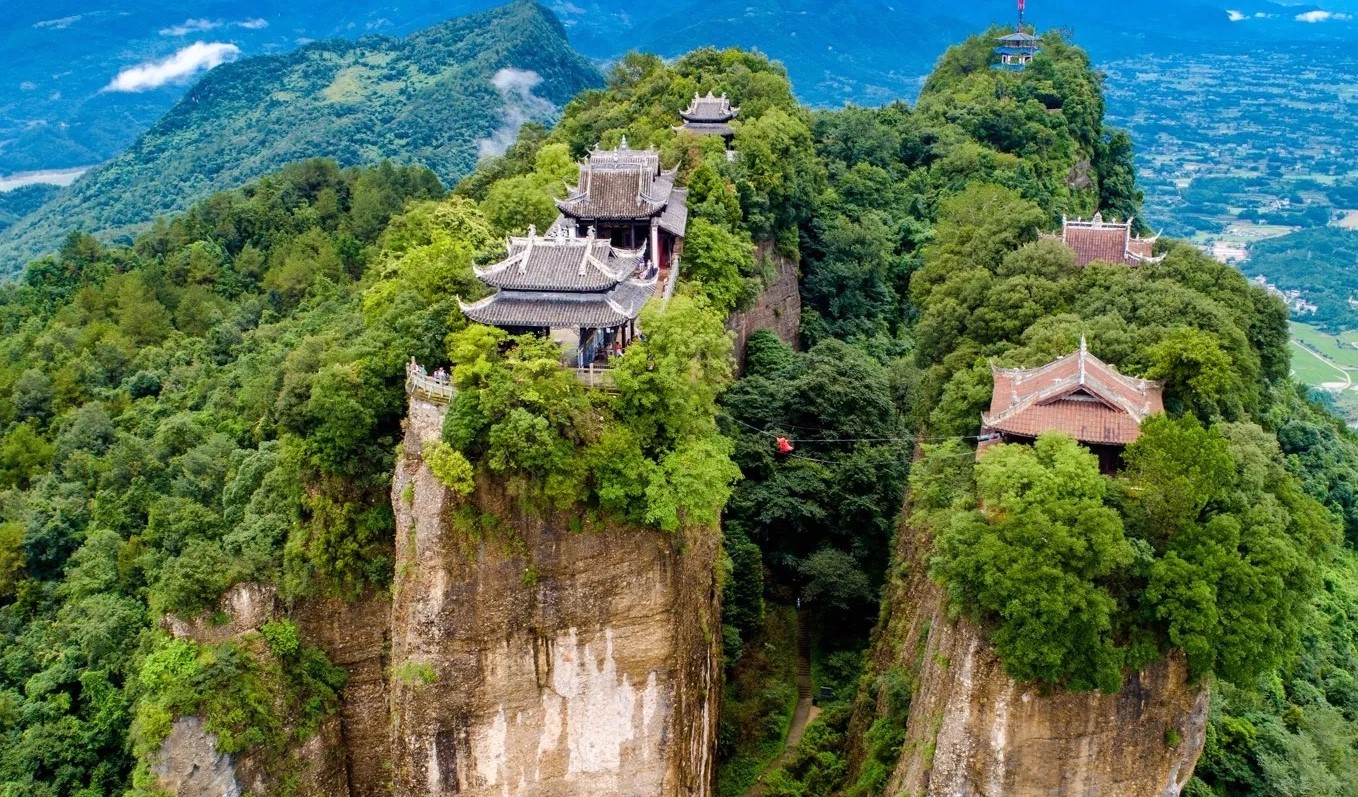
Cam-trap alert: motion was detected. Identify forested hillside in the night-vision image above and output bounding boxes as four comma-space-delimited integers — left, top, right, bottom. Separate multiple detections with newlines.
0, 0, 601, 276
1246, 227, 1358, 332
5, 22, 1358, 797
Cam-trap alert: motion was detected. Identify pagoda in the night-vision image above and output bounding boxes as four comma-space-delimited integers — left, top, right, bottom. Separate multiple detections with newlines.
978, 339, 1164, 474
677, 91, 739, 145
1055, 213, 1163, 267
459, 226, 655, 366
995, 0, 1041, 70
554, 139, 688, 271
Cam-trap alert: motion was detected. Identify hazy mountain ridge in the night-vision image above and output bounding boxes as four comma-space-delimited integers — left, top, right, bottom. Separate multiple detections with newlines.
0, 0, 601, 274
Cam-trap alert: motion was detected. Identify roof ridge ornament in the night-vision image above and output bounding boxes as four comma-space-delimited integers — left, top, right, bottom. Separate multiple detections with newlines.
578, 228, 596, 277
520, 225, 537, 274
1078, 335, 1088, 386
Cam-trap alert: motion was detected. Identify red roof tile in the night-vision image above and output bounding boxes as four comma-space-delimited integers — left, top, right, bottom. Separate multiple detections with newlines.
1059, 214, 1161, 268
981, 340, 1164, 446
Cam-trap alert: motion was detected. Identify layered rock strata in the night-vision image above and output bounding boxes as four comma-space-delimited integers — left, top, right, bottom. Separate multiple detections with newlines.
387, 397, 720, 796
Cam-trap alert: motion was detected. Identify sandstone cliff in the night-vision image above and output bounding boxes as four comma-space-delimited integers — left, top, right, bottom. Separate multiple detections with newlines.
852, 516, 1209, 797
727, 243, 801, 366
387, 396, 721, 796
156, 582, 380, 797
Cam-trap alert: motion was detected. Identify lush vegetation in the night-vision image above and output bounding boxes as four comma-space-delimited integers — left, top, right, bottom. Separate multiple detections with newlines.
709, 31, 1358, 797
0, 186, 60, 236
5, 17, 1358, 797
1246, 227, 1358, 332
0, 0, 602, 275
0, 158, 464, 793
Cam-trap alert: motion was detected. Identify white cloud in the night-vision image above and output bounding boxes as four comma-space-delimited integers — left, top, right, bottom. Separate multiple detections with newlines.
1296, 9, 1352, 22
478, 68, 557, 158
1227, 9, 1246, 21
159, 18, 220, 36
18, 81, 36, 91
161, 17, 268, 35
33, 15, 82, 30
104, 42, 241, 92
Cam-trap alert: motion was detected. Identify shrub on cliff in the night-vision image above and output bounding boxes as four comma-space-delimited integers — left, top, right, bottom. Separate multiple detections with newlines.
442, 294, 738, 532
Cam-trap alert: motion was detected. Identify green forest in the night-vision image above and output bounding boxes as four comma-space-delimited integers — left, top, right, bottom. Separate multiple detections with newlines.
1246, 226, 1358, 333
2, 18, 1358, 797
0, 0, 602, 276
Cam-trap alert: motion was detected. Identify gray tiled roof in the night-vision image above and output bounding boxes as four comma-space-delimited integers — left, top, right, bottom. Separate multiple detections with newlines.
474, 231, 644, 292
557, 167, 670, 220
659, 188, 689, 238
679, 121, 736, 137
460, 274, 657, 330
557, 142, 689, 230
680, 91, 738, 123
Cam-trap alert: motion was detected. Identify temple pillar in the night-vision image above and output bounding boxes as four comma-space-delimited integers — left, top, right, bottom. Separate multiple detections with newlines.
650, 218, 661, 268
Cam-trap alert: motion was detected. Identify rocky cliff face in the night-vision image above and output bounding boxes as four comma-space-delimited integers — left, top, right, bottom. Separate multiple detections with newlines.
854, 517, 1209, 797
155, 583, 376, 797
728, 243, 801, 366
386, 397, 721, 796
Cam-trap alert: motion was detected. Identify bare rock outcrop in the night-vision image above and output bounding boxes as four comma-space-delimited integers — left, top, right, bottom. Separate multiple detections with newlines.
159, 583, 383, 797
152, 717, 241, 797
855, 517, 1209, 796
294, 592, 393, 797
388, 397, 720, 796
728, 242, 801, 366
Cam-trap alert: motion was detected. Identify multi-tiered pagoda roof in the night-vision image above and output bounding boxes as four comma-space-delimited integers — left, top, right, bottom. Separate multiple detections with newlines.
555, 140, 688, 238
459, 227, 655, 331
678, 91, 739, 137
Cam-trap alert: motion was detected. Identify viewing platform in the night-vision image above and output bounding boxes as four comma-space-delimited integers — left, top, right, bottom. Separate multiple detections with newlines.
406, 359, 618, 406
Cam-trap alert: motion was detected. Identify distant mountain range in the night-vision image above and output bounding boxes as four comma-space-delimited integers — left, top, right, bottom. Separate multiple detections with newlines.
2, 0, 1357, 270
0, 1, 600, 273
4, 0, 1356, 177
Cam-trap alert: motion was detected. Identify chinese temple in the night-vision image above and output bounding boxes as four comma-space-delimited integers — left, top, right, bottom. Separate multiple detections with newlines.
978, 338, 1164, 473
677, 91, 739, 144
459, 226, 656, 366
1055, 213, 1163, 267
995, 0, 1040, 70
554, 139, 688, 270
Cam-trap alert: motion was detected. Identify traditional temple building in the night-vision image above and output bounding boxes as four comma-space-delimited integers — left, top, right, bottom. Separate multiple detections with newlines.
978, 339, 1164, 473
677, 91, 739, 144
554, 140, 688, 270
995, 0, 1040, 70
459, 226, 655, 366
1054, 213, 1163, 267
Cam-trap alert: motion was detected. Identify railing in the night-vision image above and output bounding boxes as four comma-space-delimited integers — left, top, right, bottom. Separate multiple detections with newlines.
661, 256, 680, 304
407, 359, 615, 398
406, 361, 456, 404
573, 364, 617, 390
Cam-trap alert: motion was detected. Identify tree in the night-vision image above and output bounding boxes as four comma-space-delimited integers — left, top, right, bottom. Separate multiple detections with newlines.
681, 218, 754, 314
1126, 417, 1340, 682
481, 175, 558, 236
914, 184, 1047, 308
932, 433, 1134, 692
115, 273, 173, 346
12, 368, 54, 422
0, 422, 54, 488
1144, 327, 1242, 422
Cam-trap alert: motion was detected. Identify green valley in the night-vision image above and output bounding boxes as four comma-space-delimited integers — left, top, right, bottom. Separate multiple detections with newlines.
0, 0, 601, 276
